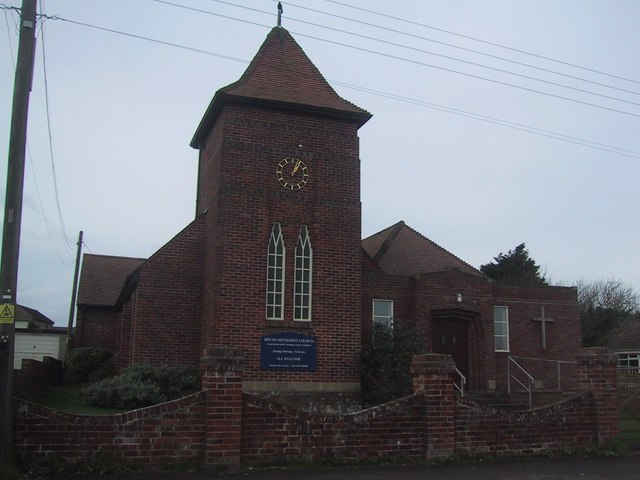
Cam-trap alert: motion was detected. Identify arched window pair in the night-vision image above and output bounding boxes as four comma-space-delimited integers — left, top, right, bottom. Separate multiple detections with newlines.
266, 223, 312, 321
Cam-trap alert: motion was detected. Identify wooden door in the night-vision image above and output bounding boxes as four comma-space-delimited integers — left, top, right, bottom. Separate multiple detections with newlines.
432, 319, 469, 379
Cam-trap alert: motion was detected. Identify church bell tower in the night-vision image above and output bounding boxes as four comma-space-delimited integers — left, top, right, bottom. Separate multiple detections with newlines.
190, 26, 371, 396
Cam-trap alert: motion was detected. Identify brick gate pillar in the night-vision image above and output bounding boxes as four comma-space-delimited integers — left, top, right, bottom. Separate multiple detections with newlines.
201, 347, 245, 469
576, 347, 619, 444
411, 353, 456, 459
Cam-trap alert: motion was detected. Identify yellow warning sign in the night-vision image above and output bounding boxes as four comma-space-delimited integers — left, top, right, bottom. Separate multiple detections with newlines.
0, 304, 15, 324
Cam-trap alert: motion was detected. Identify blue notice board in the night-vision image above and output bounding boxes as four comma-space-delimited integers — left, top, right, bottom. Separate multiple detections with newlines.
260, 332, 317, 371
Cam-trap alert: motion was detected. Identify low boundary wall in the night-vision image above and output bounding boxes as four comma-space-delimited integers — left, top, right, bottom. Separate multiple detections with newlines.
12, 347, 618, 468
13, 392, 206, 466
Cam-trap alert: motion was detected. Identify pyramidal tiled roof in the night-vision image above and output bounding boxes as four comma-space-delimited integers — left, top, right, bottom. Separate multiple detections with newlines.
191, 27, 371, 147
77, 254, 146, 307
362, 221, 485, 278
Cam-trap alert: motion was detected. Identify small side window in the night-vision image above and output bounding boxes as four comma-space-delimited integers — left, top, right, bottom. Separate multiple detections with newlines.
494, 306, 509, 352
373, 299, 393, 330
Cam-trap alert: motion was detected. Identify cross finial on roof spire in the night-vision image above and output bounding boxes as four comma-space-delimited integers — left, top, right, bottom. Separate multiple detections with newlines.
277, 2, 283, 27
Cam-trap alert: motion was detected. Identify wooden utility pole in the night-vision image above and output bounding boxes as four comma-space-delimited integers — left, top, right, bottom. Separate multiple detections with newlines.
0, 0, 38, 466
65, 230, 83, 360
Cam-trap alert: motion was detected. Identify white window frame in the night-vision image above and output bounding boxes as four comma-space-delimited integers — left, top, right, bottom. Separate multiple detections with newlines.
617, 352, 640, 371
266, 222, 285, 320
373, 299, 394, 330
293, 225, 312, 322
493, 305, 510, 352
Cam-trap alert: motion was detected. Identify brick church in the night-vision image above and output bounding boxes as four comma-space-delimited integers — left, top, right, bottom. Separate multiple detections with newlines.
76, 26, 581, 399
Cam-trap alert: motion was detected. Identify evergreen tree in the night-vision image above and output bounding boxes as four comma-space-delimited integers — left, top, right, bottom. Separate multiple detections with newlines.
480, 243, 547, 286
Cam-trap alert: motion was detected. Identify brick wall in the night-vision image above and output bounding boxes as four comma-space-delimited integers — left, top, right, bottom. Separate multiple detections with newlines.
454, 348, 616, 456
13, 392, 205, 467
242, 393, 425, 462
204, 349, 616, 467
363, 268, 581, 392
576, 347, 619, 443
125, 217, 205, 368
114, 301, 134, 371
201, 348, 245, 466
75, 306, 120, 354
362, 271, 416, 341
198, 105, 364, 389
455, 394, 597, 455
12, 349, 615, 468
493, 283, 580, 391
411, 354, 456, 458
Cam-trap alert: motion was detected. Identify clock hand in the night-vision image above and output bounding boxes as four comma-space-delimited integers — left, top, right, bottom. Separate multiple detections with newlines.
291, 159, 301, 176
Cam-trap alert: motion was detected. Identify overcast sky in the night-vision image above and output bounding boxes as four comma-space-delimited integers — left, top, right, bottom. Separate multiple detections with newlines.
1, 0, 639, 326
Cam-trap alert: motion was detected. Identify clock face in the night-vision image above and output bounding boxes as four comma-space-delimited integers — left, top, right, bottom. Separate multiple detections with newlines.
275, 157, 309, 190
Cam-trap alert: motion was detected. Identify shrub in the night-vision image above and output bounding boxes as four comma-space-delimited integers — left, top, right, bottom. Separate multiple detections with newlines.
83, 364, 201, 410
66, 347, 114, 384
361, 320, 426, 406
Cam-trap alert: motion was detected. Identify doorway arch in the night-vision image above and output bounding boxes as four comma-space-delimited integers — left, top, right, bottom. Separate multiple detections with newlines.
430, 308, 485, 391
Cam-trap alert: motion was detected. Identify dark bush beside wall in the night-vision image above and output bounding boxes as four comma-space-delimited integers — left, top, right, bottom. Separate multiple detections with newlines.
83, 364, 201, 410
65, 347, 115, 384
361, 321, 426, 406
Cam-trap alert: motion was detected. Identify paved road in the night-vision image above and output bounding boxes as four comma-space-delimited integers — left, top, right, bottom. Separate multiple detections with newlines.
60, 457, 640, 480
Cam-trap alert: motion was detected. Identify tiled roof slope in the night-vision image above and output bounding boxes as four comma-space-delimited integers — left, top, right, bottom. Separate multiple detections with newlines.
16, 305, 54, 326
191, 27, 371, 147
362, 221, 485, 277
77, 254, 146, 307
609, 322, 640, 350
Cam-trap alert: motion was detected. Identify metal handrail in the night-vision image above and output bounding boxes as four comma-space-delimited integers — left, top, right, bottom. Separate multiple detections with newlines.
454, 367, 466, 397
510, 355, 576, 365
510, 355, 575, 391
508, 356, 534, 409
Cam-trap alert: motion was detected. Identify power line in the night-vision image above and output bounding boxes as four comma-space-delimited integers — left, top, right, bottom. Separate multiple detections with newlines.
82, 240, 93, 254
45, 12, 639, 159
3, 3, 71, 262
285, 7, 640, 108
152, 1, 640, 118
0, 3, 20, 15
285, 0, 640, 98
26, 146, 72, 265
24, 2, 639, 165
291, 29, 640, 119
55, 15, 249, 64
333, 81, 640, 160
3, 8, 16, 66
326, 0, 640, 86
196, 0, 640, 106
39, 16, 73, 251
